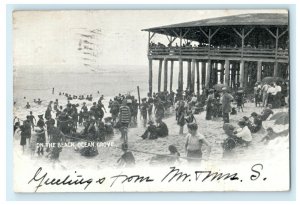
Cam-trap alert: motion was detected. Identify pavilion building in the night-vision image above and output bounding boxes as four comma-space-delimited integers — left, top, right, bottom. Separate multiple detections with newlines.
142, 13, 289, 95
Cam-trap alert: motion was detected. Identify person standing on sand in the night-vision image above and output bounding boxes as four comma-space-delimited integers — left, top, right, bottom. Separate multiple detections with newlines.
24, 116, 32, 145
47, 124, 65, 161
14, 117, 20, 134
261, 82, 269, 107
140, 98, 149, 127
54, 99, 59, 111
28, 111, 36, 131
221, 87, 234, 123
147, 95, 154, 120
45, 106, 52, 121
154, 97, 165, 120
254, 82, 262, 107
176, 100, 186, 135
110, 98, 120, 124
235, 90, 244, 112
132, 99, 139, 125
185, 123, 211, 164
19, 122, 28, 153
36, 120, 46, 156
205, 89, 214, 120
119, 99, 131, 143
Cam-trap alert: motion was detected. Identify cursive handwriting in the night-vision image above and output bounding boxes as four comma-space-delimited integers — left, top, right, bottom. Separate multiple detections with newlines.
27, 164, 266, 192
162, 166, 239, 182
28, 167, 93, 192
110, 173, 154, 187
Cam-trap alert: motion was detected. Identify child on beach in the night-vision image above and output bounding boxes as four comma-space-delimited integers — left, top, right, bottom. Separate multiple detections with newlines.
149, 145, 180, 165
260, 127, 289, 144
168, 145, 180, 164
185, 123, 211, 164
117, 143, 135, 168
236, 90, 244, 112
233, 120, 252, 146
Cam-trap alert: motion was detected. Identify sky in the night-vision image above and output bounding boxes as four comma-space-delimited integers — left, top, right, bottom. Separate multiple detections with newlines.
13, 9, 287, 73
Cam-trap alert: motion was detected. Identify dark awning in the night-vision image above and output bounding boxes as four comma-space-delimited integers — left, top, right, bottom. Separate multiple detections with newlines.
142, 13, 288, 42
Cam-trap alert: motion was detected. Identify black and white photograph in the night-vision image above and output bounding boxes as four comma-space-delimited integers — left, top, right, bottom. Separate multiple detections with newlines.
12, 9, 290, 192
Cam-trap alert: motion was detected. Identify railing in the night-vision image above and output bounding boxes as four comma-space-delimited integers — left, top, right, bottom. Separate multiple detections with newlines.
148, 47, 289, 61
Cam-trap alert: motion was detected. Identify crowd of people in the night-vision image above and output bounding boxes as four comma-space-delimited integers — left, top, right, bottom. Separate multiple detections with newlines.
14, 78, 289, 167
254, 81, 288, 108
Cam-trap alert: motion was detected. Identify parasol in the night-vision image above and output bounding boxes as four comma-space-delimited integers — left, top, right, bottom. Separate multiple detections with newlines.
270, 111, 289, 125
262, 76, 284, 84
213, 84, 229, 92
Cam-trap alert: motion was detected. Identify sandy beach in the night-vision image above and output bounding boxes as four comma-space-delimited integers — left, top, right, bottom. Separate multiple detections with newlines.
13, 92, 289, 170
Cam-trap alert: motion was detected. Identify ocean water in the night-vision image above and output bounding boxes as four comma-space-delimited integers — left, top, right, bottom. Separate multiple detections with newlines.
13, 67, 151, 104
13, 62, 189, 105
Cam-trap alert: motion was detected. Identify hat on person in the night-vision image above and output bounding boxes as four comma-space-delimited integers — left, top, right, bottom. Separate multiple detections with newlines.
238, 120, 246, 127
38, 114, 43, 118
168, 145, 178, 154
242, 116, 249, 121
148, 120, 154, 125
222, 87, 227, 91
251, 112, 258, 117
34, 127, 42, 132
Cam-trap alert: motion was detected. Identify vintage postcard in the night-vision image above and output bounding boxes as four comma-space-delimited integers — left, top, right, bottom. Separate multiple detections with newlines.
13, 10, 290, 192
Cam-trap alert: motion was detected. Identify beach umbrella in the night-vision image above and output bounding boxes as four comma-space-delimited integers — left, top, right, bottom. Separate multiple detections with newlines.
213, 84, 228, 92
262, 76, 284, 84
270, 111, 289, 125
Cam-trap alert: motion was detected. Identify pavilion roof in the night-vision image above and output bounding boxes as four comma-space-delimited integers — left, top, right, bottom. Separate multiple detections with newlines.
142, 13, 288, 42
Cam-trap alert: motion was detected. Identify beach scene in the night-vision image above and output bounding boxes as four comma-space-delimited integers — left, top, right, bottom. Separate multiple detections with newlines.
13, 10, 290, 192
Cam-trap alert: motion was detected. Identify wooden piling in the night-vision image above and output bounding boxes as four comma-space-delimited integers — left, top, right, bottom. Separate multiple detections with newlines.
158, 59, 163, 92
163, 58, 168, 92
170, 60, 174, 92
148, 59, 153, 95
